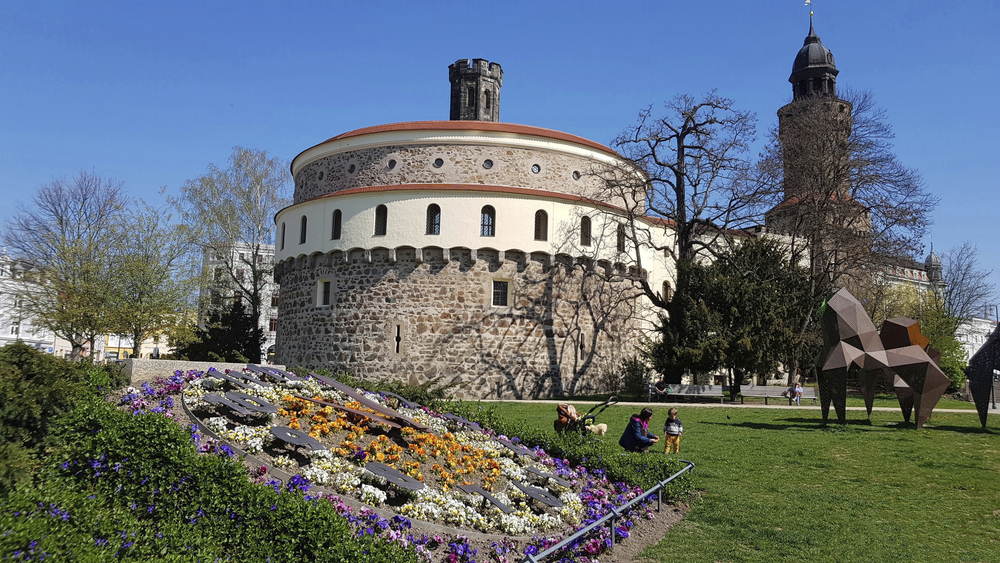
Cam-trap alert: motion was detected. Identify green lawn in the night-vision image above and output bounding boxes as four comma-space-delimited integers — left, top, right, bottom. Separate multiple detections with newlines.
478, 401, 1000, 563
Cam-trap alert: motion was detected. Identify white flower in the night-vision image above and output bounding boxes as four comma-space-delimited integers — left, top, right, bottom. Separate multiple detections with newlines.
204, 417, 229, 434
273, 455, 296, 470
360, 484, 387, 505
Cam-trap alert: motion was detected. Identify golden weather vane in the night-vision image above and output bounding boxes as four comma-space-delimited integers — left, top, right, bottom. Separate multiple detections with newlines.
805, 0, 814, 17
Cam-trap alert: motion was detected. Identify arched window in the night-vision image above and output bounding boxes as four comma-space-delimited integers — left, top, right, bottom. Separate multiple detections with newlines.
533, 210, 547, 241
580, 216, 591, 247
280, 222, 286, 250
299, 215, 307, 244
616, 223, 626, 253
426, 204, 441, 235
374, 205, 388, 236
662, 281, 672, 302
331, 209, 342, 240
480, 205, 496, 237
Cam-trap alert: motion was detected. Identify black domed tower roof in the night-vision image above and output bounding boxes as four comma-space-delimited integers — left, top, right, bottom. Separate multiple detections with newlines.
789, 16, 839, 100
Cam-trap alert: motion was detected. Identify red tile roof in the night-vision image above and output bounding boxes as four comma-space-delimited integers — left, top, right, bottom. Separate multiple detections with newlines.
300, 121, 621, 158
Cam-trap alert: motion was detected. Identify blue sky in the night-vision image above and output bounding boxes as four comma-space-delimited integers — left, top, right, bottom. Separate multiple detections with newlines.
1, 1, 997, 304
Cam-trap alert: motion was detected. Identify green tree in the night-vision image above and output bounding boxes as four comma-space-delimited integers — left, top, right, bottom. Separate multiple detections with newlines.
106, 201, 194, 358
652, 238, 820, 397
651, 260, 725, 384
170, 299, 265, 363
879, 284, 967, 390
707, 238, 820, 398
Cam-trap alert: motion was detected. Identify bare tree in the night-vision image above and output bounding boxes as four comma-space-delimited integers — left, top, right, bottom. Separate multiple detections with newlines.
603, 92, 773, 312
765, 90, 936, 286
2, 172, 127, 358
941, 242, 997, 323
172, 146, 290, 351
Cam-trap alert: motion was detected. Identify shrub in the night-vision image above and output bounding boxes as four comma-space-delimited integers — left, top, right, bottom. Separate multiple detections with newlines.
446, 402, 693, 496
621, 356, 651, 396
14, 399, 419, 562
0, 343, 94, 495
376, 376, 461, 409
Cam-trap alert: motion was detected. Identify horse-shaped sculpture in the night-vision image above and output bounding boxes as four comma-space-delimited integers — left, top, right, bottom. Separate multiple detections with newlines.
816, 288, 950, 428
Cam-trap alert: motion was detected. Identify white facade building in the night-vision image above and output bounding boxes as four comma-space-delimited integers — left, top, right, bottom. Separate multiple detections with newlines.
198, 244, 279, 359
0, 253, 57, 352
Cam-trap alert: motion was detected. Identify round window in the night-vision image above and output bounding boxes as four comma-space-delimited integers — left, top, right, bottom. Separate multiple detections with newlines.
433, 158, 444, 168
348, 164, 356, 174
318, 171, 325, 181
531, 164, 541, 174
572, 171, 581, 180
388, 159, 397, 170
483, 159, 493, 169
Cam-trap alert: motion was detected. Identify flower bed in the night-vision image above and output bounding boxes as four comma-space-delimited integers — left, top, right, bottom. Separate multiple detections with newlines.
114, 368, 681, 562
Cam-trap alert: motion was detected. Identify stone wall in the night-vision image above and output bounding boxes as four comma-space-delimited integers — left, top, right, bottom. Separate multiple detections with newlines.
121, 359, 286, 386
293, 144, 606, 204
274, 250, 643, 399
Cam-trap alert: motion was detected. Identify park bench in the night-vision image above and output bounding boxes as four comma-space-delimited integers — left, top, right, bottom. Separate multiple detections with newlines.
738, 385, 817, 405
648, 384, 729, 403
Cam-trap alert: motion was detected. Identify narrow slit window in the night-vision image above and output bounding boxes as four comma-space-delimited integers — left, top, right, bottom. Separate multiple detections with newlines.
394, 324, 402, 354
481, 205, 496, 237
374, 205, 388, 236
280, 222, 286, 250
299, 215, 307, 244
580, 216, 592, 246
331, 209, 342, 240
426, 204, 441, 235
534, 210, 548, 241
319, 280, 331, 306
616, 223, 626, 253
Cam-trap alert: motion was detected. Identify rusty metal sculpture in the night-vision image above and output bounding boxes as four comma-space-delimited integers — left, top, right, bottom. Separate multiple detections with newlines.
816, 289, 889, 424
878, 317, 951, 428
816, 288, 949, 428
967, 323, 1000, 428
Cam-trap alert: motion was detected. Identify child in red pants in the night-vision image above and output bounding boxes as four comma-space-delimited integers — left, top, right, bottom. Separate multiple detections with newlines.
663, 408, 683, 454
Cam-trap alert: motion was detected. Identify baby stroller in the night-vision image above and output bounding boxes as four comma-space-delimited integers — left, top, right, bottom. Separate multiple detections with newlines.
554, 396, 619, 436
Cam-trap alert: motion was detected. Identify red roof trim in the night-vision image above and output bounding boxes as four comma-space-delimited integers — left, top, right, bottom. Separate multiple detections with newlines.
297, 121, 621, 160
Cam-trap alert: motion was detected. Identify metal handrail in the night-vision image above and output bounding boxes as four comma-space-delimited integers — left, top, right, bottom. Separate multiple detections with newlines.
522, 460, 695, 563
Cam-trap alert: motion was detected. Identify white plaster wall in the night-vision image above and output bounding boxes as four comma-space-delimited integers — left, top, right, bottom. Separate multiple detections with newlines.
275, 189, 673, 285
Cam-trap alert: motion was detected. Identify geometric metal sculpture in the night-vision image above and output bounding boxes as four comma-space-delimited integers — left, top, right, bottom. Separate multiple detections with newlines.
816, 288, 889, 425
878, 317, 950, 429
816, 288, 950, 428
966, 323, 1000, 428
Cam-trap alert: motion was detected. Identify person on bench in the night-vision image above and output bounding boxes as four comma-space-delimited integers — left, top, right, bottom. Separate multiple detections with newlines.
652, 376, 671, 402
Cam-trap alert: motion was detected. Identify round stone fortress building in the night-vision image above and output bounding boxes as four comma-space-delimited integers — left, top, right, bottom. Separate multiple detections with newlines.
274, 59, 672, 398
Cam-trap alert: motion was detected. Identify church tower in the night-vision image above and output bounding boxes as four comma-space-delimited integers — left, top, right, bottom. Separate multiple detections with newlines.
925, 249, 947, 301
449, 59, 503, 122
764, 16, 871, 282
775, 16, 853, 203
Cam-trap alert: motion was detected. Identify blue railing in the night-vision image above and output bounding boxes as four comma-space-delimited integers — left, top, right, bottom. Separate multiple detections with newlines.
522, 460, 695, 563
